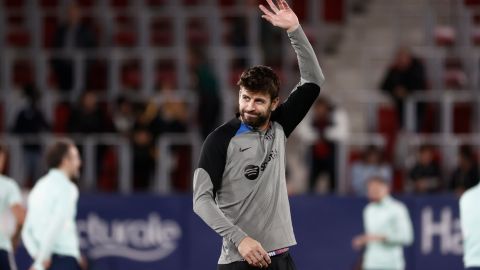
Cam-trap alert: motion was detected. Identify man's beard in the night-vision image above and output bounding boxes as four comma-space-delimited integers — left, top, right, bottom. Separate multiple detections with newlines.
241, 110, 270, 129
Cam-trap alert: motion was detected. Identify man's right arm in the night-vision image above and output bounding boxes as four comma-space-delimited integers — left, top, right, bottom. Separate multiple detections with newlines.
193, 132, 271, 267
193, 168, 248, 246
193, 131, 247, 247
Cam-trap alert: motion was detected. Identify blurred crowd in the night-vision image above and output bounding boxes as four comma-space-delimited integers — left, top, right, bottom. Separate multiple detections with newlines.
0, 0, 479, 196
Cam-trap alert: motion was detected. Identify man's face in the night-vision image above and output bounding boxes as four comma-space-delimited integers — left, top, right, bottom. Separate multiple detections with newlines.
64, 146, 82, 180
367, 179, 388, 202
238, 87, 278, 129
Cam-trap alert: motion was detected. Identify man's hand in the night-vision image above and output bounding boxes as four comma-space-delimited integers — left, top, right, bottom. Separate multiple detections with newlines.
352, 234, 386, 250
259, 0, 300, 32
238, 237, 271, 268
29, 260, 51, 270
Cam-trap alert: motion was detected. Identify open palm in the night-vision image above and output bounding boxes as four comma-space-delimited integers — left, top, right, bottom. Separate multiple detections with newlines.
259, 0, 300, 32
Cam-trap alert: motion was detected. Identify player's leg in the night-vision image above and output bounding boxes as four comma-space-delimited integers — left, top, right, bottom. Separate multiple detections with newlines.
48, 254, 81, 270
269, 252, 297, 270
0, 249, 12, 270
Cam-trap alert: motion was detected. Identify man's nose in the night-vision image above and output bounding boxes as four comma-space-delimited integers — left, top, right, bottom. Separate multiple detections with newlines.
246, 100, 256, 111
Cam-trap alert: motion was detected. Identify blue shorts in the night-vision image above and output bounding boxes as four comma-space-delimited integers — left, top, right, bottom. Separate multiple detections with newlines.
48, 254, 81, 270
0, 249, 15, 270
467, 268, 480, 270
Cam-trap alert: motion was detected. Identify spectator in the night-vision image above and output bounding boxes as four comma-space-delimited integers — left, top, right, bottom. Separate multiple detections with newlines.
11, 85, 50, 185
449, 145, 479, 196
381, 47, 427, 128
67, 91, 112, 134
159, 93, 189, 134
51, 1, 97, 92
131, 102, 161, 190
350, 146, 392, 197
308, 96, 349, 193
112, 96, 135, 136
188, 47, 221, 139
408, 145, 441, 194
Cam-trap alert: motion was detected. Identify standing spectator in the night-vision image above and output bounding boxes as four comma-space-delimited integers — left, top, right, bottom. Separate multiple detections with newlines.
188, 47, 221, 139
131, 102, 161, 191
408, 145, 441, 194
352, 176, 414, 270
67, 91, 112, 134
450, 145, 479, 196
381, 47, 427, 128
350, 146, 392, 197
112, 96, 135, 136
308, 96, 349, 193
51, 1, 97, 92
11, 85, 50, 185
460, 182, 480, 270
0, 145, 26, 270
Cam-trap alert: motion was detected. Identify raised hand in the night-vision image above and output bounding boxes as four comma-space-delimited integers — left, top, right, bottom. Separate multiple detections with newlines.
259, 0, 300, 32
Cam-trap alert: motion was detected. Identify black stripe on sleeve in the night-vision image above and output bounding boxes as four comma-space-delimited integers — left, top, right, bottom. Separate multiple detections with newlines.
197, 118, 240, 197
271, 82, 321, 137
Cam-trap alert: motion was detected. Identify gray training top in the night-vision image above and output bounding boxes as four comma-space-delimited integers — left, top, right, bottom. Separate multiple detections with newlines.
193, 26, 325, 264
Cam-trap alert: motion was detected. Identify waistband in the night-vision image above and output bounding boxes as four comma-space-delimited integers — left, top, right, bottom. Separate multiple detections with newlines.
267, 247, 289, 257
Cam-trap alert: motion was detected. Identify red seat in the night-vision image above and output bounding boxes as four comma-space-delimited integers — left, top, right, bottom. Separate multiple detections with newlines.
6, 30, 31, 47
110, 0, 130, 8
453, 103, 473, 133
98, 147, 118, 191
114, 31, 137, 47
377, 105, 398, 161
42, 16, 58, 48
53, 103, 71, 134
150, 18, 174, 46
121, 61, 142, 89
465, 0, 480, 6
39, 0, 59, 8
12, 60, 34, 86
4, 0, 25, 8
435, 26, 456, 46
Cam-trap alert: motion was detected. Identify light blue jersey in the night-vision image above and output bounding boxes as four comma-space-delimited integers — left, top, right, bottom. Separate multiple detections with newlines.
363, 196, 414, 270
0, 175, 22, 252
22, 169, 80, 270
460, 183, 480, 268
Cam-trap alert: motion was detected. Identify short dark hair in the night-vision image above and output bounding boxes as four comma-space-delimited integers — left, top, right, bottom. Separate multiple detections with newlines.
367, 175, 389, 185
237, 65, 280, 99
46, 138, 75, 169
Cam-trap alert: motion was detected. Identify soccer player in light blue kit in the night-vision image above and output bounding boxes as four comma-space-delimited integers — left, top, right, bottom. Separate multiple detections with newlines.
352, 176, 414, 270
22, 139, 82, 270
0, 145, 26, 270
460, 182, 480, 270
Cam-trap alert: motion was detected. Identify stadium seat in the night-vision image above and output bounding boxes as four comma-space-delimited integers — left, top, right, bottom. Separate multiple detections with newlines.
53, 102, 72, 134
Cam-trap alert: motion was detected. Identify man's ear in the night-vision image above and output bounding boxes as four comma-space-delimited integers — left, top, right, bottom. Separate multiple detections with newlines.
271, 97, 280, 111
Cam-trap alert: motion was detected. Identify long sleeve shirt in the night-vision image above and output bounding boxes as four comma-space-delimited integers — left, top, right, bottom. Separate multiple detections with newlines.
363, 196, 414, 270
193, 25, 324, 264
460, 183, 480, 268
0, 175, 22, 252
22, 169, 80, 270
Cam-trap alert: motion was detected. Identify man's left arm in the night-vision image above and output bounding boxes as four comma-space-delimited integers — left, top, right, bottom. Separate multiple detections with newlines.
288, 25, 325, 87
261, 0, 325, 137
382, 204, 414, 246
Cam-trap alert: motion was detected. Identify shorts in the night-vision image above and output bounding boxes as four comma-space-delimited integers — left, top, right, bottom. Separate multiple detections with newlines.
0, 249, 16, 270
217, 251, 296, 270
48, 254, 81, 270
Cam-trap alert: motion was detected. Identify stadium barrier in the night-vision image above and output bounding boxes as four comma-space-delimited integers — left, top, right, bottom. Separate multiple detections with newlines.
9, 194, 463, 270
